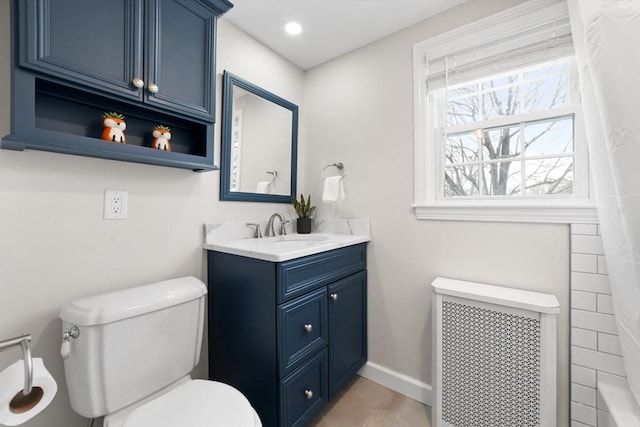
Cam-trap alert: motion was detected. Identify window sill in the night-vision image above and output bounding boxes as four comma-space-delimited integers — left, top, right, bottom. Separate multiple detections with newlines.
412, 201, 598, 224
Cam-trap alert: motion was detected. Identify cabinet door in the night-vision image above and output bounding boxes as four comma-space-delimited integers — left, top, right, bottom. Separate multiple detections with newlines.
328, 270, 368, 399
19, 0, 144, 100
145, 0, 216, 121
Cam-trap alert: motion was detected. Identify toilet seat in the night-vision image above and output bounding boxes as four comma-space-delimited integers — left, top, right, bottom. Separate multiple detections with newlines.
119, 380, 261, 427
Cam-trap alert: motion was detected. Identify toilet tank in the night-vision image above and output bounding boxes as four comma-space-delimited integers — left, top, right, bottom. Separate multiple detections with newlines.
59, 277, 207, 418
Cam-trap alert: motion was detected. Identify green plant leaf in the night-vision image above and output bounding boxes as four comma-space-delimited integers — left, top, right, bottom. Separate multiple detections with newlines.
293, 193, 315, 218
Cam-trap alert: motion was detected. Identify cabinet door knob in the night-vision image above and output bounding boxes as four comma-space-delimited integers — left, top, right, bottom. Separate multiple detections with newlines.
330, 293, 338, 300
132, 78, 144, 88
147, 83, 159, 93
304, 324, 313, 333
304, 390, 313, 399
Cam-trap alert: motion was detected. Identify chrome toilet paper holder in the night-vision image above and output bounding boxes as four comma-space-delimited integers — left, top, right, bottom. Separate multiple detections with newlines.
0, 334, 34, 396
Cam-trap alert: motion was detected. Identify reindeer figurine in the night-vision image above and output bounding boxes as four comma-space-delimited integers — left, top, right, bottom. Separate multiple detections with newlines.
101, 112, 127, 143
152, 125, 172, 151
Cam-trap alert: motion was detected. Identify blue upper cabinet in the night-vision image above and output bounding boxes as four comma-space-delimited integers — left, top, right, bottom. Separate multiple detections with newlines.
19, 0, 221, 122
19, 0, 144, 102
5, 0, 233, 171
145, 0, 217, 120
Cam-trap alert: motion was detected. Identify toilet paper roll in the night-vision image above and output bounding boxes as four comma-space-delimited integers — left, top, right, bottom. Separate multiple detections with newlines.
0, 358, 57, 426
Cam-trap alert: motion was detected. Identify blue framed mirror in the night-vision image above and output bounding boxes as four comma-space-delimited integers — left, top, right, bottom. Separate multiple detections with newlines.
220, 71, 298, 202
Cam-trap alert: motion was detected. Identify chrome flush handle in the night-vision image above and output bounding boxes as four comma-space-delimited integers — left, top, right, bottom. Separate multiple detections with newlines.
60, 326, 80, 360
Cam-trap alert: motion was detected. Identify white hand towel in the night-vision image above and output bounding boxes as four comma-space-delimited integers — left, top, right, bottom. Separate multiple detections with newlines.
256, 181, 271, 194
322, 176, 345, 202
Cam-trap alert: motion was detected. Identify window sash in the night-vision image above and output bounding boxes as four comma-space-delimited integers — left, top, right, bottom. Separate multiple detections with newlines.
434, 112, 583, 201
431, 57, 585, 201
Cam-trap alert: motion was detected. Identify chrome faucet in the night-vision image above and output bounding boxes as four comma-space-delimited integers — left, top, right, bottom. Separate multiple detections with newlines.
265, 213, 289, 237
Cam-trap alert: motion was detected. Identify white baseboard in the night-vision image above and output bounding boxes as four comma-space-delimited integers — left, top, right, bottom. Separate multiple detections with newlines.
358, 361, 433, 406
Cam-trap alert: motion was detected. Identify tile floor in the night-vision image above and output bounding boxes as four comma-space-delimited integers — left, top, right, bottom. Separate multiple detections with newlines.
308, 376, 431, 427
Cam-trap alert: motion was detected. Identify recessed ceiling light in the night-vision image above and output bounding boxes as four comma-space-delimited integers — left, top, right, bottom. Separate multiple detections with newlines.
285, 22, 302, 36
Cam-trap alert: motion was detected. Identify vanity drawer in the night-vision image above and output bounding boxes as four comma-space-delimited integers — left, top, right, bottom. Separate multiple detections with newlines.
279, 348, 328, 427
278, 287, 328, 377
277, 243, 366, 303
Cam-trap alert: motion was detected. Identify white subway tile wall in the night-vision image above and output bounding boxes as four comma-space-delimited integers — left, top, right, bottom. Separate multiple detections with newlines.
573, 364, 597, 388
572, 290, 597, 311
573, 383, 598, 407
572, 327, 598, 350
572, 347, 626, 376
572, 401, 598, 426
570, 224, 626, 426
597, 333, 622, 356
571, 310, 618, 335
572, 253, 599, 274
572, 272, 611, 294
597, 256, 608, 275
596, 294, 614, 315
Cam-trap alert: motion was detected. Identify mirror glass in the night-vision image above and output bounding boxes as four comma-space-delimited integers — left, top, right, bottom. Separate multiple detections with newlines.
220, 71, 298, 202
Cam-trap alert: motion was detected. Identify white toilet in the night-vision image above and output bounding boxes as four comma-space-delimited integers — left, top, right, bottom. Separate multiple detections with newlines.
59, 276, 261, 427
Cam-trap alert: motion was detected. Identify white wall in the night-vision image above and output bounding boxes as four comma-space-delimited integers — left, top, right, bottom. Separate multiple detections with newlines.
302, 1, 570, 424
0, 5, 303, 426
1, 1, 575, 426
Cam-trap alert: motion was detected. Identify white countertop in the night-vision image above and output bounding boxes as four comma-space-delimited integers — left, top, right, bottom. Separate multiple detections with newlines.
203, 218, 371, 262
204, 233, 370, 262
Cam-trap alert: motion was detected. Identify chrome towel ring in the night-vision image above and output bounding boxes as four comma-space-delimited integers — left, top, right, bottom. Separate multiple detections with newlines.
322, 162, 345, 178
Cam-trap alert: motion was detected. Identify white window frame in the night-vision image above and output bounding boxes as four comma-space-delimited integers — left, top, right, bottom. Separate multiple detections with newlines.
412, 1, 597, 224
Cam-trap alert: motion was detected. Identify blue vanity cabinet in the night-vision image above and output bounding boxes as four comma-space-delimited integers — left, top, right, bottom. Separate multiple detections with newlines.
207, 244, 368, 427
3, 0, 232, 171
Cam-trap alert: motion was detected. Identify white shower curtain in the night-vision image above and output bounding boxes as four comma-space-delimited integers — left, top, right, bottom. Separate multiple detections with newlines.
568, 0, 640, 405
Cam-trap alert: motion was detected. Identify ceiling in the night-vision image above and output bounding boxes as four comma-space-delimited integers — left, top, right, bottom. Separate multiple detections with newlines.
222, 0, 468, 70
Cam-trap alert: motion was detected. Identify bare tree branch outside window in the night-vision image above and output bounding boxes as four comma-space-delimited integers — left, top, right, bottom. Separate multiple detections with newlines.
442, 61, 574, 198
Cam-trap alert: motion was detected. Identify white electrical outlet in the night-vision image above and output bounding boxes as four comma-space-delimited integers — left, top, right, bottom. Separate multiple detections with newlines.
104, 190, 128, 220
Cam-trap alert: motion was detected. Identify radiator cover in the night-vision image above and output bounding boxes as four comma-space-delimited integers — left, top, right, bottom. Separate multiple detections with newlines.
432, 278, 560, 427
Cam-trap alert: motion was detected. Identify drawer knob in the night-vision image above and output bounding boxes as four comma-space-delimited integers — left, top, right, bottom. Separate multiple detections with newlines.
330, 293, 338, 300
148, 83, 159, 93
132, 78, 144, 88
304, 324, 313, 333
305, 389, 313, 399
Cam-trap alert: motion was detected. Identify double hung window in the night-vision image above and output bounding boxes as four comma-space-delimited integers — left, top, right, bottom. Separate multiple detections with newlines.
413, 1, 596, 223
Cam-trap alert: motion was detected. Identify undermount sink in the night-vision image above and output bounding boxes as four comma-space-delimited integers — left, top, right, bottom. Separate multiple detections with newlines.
263, 234, 331, 252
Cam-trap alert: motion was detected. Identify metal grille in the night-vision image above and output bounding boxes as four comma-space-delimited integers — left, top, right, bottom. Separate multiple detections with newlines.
441, 300, 541, 427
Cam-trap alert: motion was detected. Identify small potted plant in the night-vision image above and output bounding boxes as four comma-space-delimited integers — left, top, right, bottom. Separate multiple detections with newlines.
292, 194, 315, 234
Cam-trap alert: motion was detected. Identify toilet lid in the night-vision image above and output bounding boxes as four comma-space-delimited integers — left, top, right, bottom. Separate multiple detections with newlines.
122, 380, 259, 427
